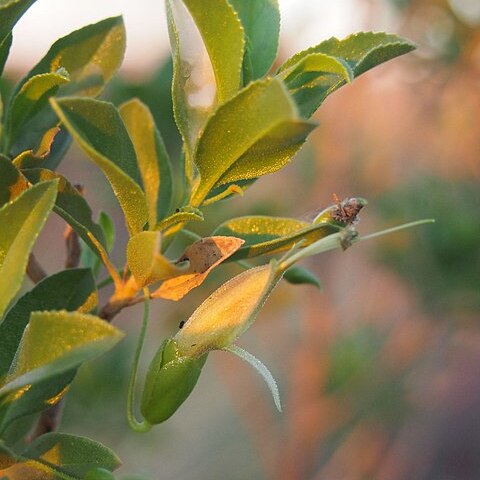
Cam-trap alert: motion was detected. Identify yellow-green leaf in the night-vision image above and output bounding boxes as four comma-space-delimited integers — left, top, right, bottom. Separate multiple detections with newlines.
0, 0, 36, 45
277, 32, 416, 118
17, 16, 125, 99
214, 119, 316, 188
0, 310, 124, 398
166, 0, 244, 152
213, 215, 340, 260
152, 236, 244, 301
50, 97, 148, 235
119, 99, 174, 227
5, 71, 70, 150
0, 180, 58, 319
2, 433, 121, 479
190, 78, 311, 206
127, 231, 180, 288
0, 154, 28, 207
22, 169, 108, 262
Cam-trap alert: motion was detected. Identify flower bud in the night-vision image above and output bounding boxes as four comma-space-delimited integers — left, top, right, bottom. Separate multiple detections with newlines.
174, 262, 280, 358
140, 339, 207, 424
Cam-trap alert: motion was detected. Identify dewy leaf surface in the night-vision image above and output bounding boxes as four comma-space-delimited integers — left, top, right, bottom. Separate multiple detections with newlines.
24, 433, 120, 477
23, 169, 108, 262
0, 154, 28, 207
0, 311, 124, 398
119, 99, 174, 226
180, 0, 244, 103
16, 16, 126, 98
214, 119, 316, 187
227, 0, 280, 82
277, 32, 416, 117
213, 215, 340, 260
50, 97, 148, 235
0, 180, 58, 319
166, 0, 244, 153
5, 71, 70, 149
2, 433, 120, 479
190, 78, 306, 206
0, 268, 97, 378
7, 17, 126, 159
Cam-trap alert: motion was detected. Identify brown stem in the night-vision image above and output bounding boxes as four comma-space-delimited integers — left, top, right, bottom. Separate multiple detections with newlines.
26, 253, 47, 283
64, 225, 81, 269
30, 222, 82, 442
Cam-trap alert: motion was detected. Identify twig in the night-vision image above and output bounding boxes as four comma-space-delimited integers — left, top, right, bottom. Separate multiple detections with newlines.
30, 207, 84, 441
26, 253, 47, 283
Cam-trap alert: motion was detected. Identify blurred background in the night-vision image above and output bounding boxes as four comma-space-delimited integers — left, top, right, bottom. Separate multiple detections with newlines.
3, 0, 480, 479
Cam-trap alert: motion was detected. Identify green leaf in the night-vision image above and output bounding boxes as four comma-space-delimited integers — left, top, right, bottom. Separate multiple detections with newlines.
278, 52, 353, 88
0, 0, 36, 45
22, 169, 108, 262
50, 97, 148, 235
284, 265, 322, 289
0, 370, 75, 433
19, 433, 121, 478
0, 268, 96, 379
190, 78, 314, 206
0, 311, 124, 399
278, 32, 416, 117
119, 99, 174, 226
16, 16, 125, 98
0, 154, 28, 208
227, 0, 280, 82
213, 119, 315, 188
213, 215, 340, 260
5, 71, 70, 149
141, 339, 208, 424
7, 17, 126, 158
0, 180, 58, 319
166, 0, 244, 152
0, 33, 12, 77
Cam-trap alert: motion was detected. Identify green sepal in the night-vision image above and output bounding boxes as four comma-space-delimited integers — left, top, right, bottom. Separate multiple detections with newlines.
140, 339, 207, 424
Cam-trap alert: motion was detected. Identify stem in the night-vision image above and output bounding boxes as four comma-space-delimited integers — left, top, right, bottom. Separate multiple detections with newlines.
127, 287, 152, 433
26, 253, 47, 283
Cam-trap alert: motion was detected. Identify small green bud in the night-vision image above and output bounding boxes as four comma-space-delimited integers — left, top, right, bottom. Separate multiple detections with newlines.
140, 339, 207, 424
84, 467, 116, 480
